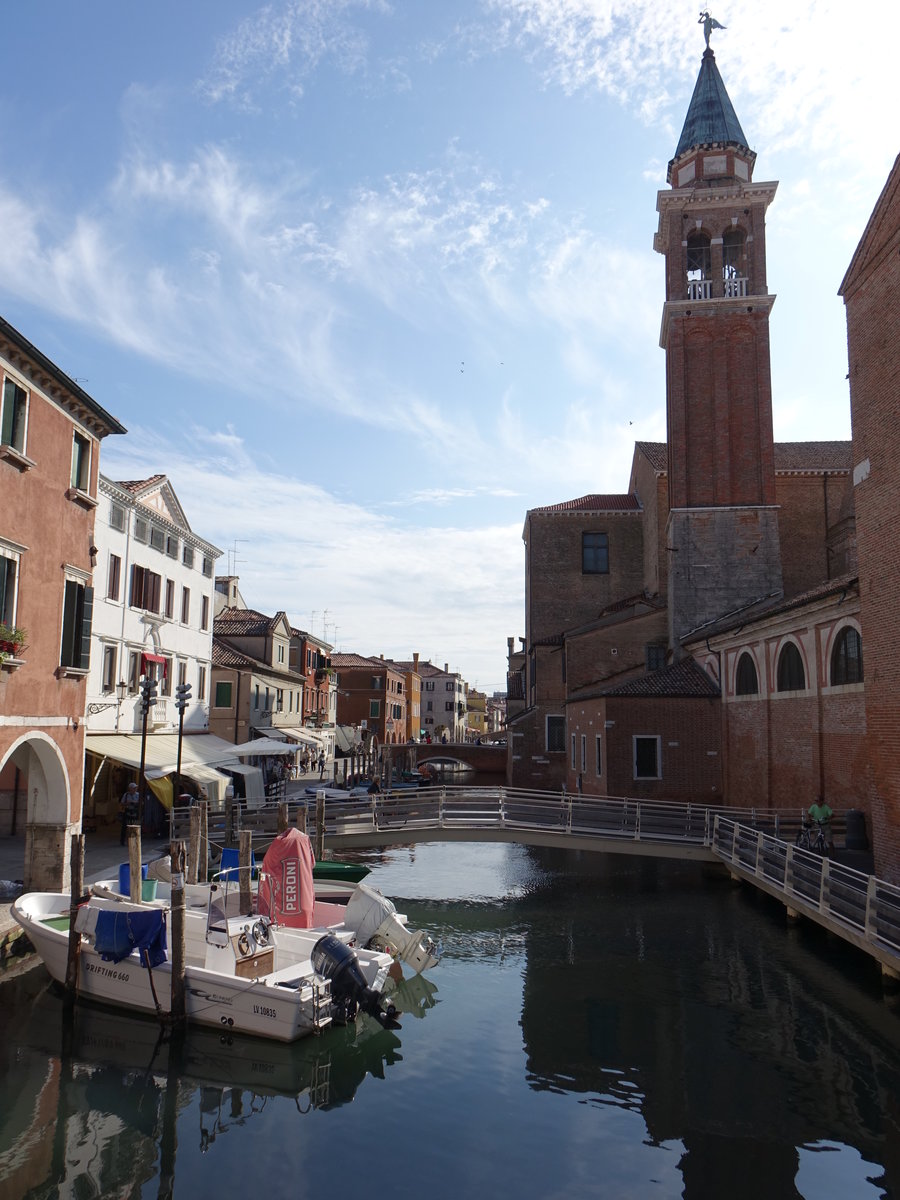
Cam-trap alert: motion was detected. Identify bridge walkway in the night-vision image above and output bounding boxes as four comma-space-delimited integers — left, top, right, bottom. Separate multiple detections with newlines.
183, 785, 900, 985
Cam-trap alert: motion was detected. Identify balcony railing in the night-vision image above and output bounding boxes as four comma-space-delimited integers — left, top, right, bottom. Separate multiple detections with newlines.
685, 276, 749, 301
687, 278, 712, 301
724, 274, 748, 298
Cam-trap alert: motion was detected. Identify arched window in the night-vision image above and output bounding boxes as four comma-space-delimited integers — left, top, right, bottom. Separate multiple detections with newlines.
831, 626, 863, 685
686, 231, 711, 300
722, 228, 747, 296
735, 652, 758, 696
776, 643, 806, 692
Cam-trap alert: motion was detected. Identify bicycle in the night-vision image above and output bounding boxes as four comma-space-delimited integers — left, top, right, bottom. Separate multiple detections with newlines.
795, 818, 832, 855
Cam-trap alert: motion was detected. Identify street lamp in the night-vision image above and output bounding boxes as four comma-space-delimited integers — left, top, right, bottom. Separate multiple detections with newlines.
86, 678, 129, 725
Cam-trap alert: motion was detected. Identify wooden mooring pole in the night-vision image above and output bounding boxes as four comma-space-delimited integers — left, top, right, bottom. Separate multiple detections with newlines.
64, 833, 84, 1009
239, 830, 253, 914
128, 826, 142, 902
187, 806, 201, 884
169, 840, 187, 1028
199, 800, 209, 883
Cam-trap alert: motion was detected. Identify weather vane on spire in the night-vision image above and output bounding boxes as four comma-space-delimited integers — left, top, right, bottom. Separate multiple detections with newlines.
698, 11, 726, 48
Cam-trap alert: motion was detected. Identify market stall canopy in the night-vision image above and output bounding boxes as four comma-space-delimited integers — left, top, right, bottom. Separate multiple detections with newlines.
85, 732, 262, 803
255, 726, 323, 748
228, 737, 300, 756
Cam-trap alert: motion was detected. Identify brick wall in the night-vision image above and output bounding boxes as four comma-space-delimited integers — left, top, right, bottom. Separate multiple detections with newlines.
776, 473, 850, 597
598, 696, 722, 802
525, 510, 645, 643
666, 311, 776, 510
565, 609, 668, 694
843, 157, 900, 882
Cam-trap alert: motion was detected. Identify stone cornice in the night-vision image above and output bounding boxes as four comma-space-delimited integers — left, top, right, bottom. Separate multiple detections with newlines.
659, 294, 776, 348
655, 180, 778, 250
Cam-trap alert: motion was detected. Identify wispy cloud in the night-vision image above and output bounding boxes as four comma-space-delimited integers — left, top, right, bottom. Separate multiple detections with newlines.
198, 0, 385, 108
101, 425, 522, 689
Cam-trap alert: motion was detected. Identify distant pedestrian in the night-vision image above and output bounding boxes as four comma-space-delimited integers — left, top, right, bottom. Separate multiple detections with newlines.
576, 773, 583, 796
318, 751, 326, 779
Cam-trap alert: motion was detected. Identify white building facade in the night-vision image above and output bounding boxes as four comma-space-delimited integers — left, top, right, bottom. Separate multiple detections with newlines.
85, 474, 222, 737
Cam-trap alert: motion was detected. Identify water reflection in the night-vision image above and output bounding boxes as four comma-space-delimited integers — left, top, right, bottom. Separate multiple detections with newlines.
518, 851, 900, 1199
2, 844, 899, 1200
0, 972, 430, 1198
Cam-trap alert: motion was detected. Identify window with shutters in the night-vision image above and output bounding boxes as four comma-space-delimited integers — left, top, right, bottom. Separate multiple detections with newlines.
1, 377, 28, 455
60, 577, 93, 671
107, 553, 121, 601
130, 565, 161, 613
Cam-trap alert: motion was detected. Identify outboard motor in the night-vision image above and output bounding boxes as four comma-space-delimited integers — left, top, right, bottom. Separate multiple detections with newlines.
311, 933, 400, 1029
344, 883, 440, 974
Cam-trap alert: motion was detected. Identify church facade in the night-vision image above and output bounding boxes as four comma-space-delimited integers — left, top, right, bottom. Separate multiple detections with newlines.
507, 44, 898, 879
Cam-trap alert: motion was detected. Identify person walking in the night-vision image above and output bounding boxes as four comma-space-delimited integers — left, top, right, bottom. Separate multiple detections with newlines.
119, 782, 139, 846
317, 751, 326, 779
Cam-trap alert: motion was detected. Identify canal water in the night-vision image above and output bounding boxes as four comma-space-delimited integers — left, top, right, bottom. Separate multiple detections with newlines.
1, 841, 899, 1199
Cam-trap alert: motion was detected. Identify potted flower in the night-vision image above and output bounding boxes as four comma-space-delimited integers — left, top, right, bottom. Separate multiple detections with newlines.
0, 623, 27, 658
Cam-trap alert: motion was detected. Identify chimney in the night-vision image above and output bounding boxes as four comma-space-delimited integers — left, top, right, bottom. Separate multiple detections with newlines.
413, 652, 419, 670
444, 663, 448, 673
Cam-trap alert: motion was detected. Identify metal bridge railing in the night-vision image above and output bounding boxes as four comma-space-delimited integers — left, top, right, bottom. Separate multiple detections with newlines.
713, 816, 900, 958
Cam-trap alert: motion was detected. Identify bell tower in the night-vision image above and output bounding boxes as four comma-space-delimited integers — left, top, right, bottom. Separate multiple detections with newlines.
655, 39, 782, 646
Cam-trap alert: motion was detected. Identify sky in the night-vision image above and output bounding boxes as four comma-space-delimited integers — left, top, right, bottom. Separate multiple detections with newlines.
2, 1, 898, 694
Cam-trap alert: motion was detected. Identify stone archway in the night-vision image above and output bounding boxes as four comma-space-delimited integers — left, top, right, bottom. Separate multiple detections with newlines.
1, 733, 73, 891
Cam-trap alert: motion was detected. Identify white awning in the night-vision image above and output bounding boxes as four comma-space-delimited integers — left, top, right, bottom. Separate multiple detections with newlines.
255, 726, 322, 748
229, 737, 299, 756
218, 761, 265, 807
85, 732, 248, 774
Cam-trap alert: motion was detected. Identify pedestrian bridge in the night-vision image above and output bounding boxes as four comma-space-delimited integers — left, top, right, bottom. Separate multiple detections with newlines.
206, 785, 900, 986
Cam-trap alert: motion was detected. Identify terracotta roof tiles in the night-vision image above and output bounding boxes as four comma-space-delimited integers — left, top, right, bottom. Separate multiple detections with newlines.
531, 494, 641, 514
602, 658, 720, 698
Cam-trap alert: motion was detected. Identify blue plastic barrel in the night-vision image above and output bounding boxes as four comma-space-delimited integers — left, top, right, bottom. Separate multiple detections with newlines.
118, 862, 149, 894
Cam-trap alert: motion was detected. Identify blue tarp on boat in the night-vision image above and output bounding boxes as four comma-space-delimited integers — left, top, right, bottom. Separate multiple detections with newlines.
93, 909, 167, 968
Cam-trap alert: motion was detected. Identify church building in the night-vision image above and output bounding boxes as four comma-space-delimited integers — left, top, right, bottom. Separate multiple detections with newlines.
507, 40, 894, 875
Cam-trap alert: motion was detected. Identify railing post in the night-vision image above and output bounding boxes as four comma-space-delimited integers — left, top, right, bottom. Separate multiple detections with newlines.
818, 857, 831, 914
755, 830, 764, 878
864, 874, 878, 941
731, 821, 739, 865
785, 843, 795, 895
633, 802, 641, 841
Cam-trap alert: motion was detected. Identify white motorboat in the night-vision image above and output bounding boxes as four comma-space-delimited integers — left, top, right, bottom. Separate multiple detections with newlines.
132, 829, 441, 975
12, 888, 399, 1044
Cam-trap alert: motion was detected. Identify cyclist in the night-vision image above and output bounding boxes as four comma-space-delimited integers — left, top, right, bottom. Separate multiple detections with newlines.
807, 795, 834, 852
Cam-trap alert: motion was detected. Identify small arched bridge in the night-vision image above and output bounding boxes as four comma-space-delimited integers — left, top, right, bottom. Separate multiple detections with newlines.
222, 785, 900, 986
399, 742, 506, 774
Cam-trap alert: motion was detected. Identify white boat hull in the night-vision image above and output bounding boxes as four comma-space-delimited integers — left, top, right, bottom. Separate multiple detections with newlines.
14, 893, 337, 1043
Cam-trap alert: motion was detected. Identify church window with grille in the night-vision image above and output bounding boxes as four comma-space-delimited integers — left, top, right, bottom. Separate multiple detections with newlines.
776, 643, 805, 692
735, 652, 759, 696
831, 626, 863, 686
